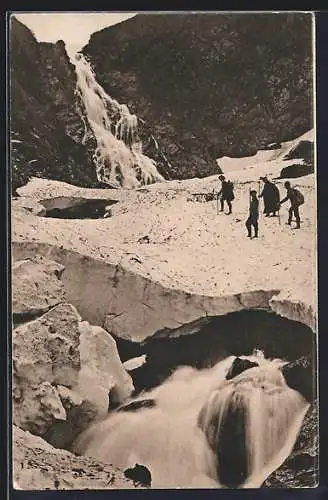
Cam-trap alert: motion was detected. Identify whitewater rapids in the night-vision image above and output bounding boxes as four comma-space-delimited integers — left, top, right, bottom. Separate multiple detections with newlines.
73, 353, 309, 489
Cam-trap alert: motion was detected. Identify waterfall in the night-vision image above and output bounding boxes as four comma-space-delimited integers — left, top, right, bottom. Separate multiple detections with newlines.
72, 353, 309, 489
73, 54, 165, 189
198, 359, 309, 488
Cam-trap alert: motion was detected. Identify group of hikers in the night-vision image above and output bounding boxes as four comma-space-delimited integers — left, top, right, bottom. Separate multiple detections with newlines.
217, 174, 305, 238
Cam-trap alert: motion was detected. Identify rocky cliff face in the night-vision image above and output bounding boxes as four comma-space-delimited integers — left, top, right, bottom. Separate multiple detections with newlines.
10, 17, 98, 194
11, 14, 312, 192
10, 17, 173, 194
83, 12, 313, 179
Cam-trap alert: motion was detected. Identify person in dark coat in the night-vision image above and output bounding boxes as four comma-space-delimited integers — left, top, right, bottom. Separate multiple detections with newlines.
259, 177, 280, 216
218, 175, 234, 214
246, 190, 259, 238
280, 181, 304, 229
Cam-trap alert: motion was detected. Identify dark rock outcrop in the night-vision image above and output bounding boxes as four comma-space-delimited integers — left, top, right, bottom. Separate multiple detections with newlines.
225, 357, 259, 380
281, 355, 315, 402
117, 399, 156, 413
10, 17, 172, 192
83, 12, 313, 180
124, 464, 152, 487
111, 310, 314, 395
11, 14, 313, 190
280, 163, 314, 179
10, 17, 98, 194
263, 401, 318, 488
283, 140, 314, 164
215, 399, 248, 488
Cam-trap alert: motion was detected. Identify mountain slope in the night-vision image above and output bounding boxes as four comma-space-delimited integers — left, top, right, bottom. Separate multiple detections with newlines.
10, 17, 173, 193
10, 17, 98, 194
83, 12, 313, 179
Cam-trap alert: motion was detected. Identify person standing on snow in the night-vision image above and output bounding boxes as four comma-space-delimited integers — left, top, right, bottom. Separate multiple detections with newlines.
280, 181, 304, 229
259, 177, 280, 217
245, 190, 259, 238
218, 175, 234, 214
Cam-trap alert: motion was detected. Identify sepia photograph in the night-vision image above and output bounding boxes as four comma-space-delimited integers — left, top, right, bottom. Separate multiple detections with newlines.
10, 11, 318, 490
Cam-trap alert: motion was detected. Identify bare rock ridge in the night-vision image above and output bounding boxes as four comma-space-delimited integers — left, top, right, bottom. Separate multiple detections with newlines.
83, 12, 312, 180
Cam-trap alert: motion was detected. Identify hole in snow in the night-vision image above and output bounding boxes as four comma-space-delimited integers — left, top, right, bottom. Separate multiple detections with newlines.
38, 196, 118, 219
112, 309, 315, 395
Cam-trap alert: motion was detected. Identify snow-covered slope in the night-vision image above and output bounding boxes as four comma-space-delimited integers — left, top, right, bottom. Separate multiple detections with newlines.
217, 129, 314, 179
12, 170, 316, 339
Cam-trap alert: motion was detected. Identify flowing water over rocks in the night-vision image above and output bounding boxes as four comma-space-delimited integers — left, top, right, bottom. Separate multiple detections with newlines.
10, 12, 317, 490
73, 353, 310, 488
74, 54, 165, 189
11, 172, 317, 489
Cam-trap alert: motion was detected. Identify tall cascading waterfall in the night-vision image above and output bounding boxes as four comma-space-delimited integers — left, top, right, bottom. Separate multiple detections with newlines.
73, 54, 165, 189
73, 352, 309, 489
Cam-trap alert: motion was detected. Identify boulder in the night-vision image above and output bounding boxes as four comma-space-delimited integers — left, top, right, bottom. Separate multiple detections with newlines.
124, 464, 152, 487
123, 355, 147, 372
13, 425, 140, 490
13, 304, 133, 445
198, 365, 309, 488
12, 257, 65, 323
13, 303, 82, 434
76, 321, 134, 413
283, 140, 314, 163
279, 163, 314, 179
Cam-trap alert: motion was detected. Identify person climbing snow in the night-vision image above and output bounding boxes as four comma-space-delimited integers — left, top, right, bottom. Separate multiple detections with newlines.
246, 190, 259, 238
218, 175, 234, 214
280, 181, 304, 229
259, 177, 280, 217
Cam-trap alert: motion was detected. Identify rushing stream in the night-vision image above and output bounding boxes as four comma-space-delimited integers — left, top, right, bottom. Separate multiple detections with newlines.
73, 351, 309, 489
73, 54, 165, 188
67, 46, 312, 492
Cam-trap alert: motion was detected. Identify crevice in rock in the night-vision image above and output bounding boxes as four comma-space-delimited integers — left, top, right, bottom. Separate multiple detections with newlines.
13, 302, 65, 329
38, 196, 118, 219
13, 310, 47, 328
